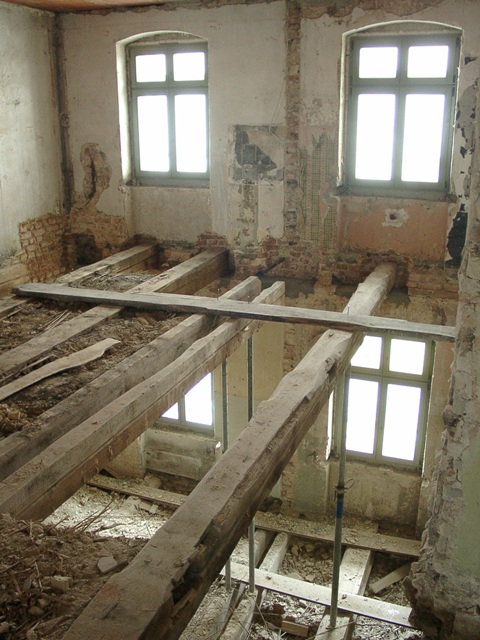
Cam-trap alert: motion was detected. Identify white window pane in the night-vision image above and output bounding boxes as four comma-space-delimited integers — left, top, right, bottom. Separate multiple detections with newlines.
136, 54, 166, 82
355, 94, 395, 180
173, 52, 206, 81
401, 94, 445, 183
137, 95, 169, 172
407, 46, 449, 78
382, 384, 421, 460
175, 94, 207, 173
185, 373, 213, 425
351, 336, 382, 369
359, 47, 398, 78
389, 339, 426, 375
346, 379, 379, 454
162, 403, 179, 420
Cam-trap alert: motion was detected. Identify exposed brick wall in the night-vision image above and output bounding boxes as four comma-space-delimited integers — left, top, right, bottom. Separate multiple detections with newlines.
68, 208, 129, 264
17, 213, 68, 282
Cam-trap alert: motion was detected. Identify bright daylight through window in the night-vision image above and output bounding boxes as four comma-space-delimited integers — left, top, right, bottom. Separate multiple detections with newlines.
162, 373, 213, 431
129, 42, 208, 184
338, 336, 433, 466
347, 34, 459, 191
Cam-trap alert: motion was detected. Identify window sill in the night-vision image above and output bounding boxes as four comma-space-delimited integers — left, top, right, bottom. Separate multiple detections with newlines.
328, 451, 422, 473
125, 177, 210, 189
336, 184, 457, 203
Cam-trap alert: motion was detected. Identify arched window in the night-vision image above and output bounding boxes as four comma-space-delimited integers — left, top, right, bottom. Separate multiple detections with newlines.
125, 33, 209, 186
343, 24, 460, 195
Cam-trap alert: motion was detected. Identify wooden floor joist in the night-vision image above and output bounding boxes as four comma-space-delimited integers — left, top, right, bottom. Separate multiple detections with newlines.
60, 263, 396, 640
15, 280, 456, 342
0, 276, 260, 481
0, 282, 285, 520
0, 248, 228, 380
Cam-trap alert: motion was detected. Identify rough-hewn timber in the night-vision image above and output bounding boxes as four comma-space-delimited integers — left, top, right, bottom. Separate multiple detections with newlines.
60, 263, 396, 640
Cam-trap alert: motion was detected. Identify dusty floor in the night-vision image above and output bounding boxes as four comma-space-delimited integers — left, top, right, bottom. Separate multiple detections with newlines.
0, 481, 426, 640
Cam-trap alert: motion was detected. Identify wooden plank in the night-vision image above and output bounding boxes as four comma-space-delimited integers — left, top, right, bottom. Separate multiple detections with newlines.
56, 242, 158, 284
0, 248, 229, 380
88, 475, 187, 509
84, 477, 419, 560
0, 276, 260, 481
15, 280, 455, 342
0, 243, 157, 319
255, 512, 420, 559
0, 282, 285, 520
59, 264, 396, 640
0, 338, 119, 402
370, 563, 411, 595
228, 563, 413, 628
0, 263, 28, 285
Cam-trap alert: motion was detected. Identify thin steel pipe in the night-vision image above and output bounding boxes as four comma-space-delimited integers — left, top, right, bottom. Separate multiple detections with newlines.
222, 359, 232, 591
247, 337, 256, 594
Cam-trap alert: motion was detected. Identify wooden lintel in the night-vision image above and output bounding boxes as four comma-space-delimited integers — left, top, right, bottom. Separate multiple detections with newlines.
0, 276, 260, 481
60, 264, 396, 640
0, 282, 285, 520
0, 248, 229, 380
15, 278, 455, 342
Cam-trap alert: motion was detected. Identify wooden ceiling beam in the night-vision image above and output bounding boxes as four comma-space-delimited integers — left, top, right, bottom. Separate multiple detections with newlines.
60, 263, 396, 640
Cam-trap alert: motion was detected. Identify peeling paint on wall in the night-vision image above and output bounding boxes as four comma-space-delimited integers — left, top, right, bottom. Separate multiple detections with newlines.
75, 142, 112, 211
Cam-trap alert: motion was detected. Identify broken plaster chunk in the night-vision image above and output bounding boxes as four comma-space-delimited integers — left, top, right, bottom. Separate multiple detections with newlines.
97, 556, 118, 575
51, 575, 73, 593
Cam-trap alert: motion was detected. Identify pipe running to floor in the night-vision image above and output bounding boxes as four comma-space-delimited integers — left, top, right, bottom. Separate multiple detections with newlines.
329, 369, 350, 628
247, 336, 256, 594
222, 359, 232, 591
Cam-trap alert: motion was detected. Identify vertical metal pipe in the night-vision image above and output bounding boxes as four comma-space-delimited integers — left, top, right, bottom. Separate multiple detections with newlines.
247, 337, 255, 594
329, 370, 350, 629
222, 360, 232, 591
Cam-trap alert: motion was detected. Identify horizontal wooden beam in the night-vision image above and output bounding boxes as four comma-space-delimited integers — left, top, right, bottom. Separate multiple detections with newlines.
0, 282, 284, 521
228, 563, 413, 628
60, 264, 395, 640
0, 276, 260, 481
0, 248, 229, 381
15, 278, 455, 342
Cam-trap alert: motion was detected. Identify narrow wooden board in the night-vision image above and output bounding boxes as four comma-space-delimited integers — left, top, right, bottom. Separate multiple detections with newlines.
59, 264, 395, 640
0, 248, 229, 380
0, 243, 157, 319
0, 338, 119, 402
370, 563, 411, 595
0, 276, 260, 481
15, 280, 455, 342
56, 242, 158, 284
0, 282, 285, 520
88, 475, 186, 509
229, 563, 413, 628
85, 475, 420, 560
255, 512, 420, 559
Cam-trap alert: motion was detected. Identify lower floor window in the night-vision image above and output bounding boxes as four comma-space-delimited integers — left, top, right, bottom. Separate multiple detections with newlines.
162, 373, 213, 431
335, 335, 434, 466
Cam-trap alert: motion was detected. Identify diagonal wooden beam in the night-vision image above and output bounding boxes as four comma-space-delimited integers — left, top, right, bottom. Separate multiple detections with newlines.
0, 282, 284, 521
14, 279, 455, 342
0, 276, 260, 481
0, 248, 228, 380
60, 263, 396, 640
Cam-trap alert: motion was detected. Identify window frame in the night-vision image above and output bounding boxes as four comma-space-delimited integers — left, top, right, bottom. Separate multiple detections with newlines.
128, 41, 209, 187
345, 33, 460, 196
333, 335, 435, 468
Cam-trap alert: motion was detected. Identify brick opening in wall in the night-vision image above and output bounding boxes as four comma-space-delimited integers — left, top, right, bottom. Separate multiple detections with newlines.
74, 233, 104, 267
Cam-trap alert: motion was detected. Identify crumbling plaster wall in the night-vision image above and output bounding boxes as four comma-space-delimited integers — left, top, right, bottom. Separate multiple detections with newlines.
408, 78, 480, 640
0, 1, 63, 265
59, 2, 286, 247
299, 0, 480, 270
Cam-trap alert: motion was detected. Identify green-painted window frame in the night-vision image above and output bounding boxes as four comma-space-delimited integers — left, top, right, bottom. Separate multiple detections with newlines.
334, 336, 435, 468
128, 41, 209, 187
346, 33, 460, 195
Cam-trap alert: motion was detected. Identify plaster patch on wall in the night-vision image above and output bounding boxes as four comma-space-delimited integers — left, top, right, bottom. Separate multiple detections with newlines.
383, 208, 408, 228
